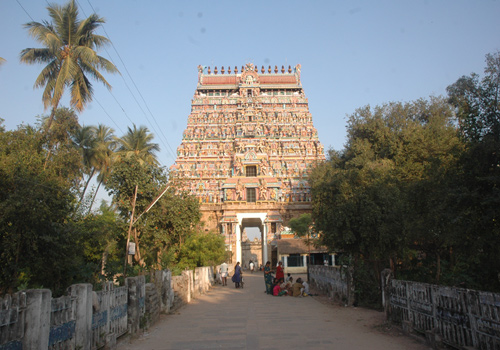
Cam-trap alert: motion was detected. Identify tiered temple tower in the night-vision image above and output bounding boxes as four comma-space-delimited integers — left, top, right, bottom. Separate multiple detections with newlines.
170, 63, 325, 264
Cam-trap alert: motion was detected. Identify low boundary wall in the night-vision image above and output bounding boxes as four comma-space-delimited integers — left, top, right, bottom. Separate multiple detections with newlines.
381, 270, 500, 349
0, 266, 215, 350
309, 265, 354, 306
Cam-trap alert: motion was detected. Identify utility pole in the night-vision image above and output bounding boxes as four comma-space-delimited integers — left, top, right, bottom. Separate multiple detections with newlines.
123, 184, 138, 277
123, 184, 170, 276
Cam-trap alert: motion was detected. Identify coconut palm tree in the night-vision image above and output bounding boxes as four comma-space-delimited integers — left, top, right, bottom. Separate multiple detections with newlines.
20, 0, 118, 130
88, 124, 116, 213
73, 125, 98, 205
116, 124, 160, 166
0, 57, 5, 66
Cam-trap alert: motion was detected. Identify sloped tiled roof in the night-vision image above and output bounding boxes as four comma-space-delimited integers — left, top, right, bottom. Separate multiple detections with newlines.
276, 238, 328, 255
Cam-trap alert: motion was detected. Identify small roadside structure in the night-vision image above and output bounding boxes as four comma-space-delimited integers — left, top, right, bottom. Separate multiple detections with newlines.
275, 238, 335, 274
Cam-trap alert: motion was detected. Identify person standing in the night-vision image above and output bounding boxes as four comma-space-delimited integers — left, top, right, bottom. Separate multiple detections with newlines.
249, 260, 255, 273
264, 261, 273, 294
220, 262, 228, 286
232, 262, 242, 288
276, 261, 284, 282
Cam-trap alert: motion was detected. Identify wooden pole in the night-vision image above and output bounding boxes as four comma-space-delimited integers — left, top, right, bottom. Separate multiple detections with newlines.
123, 184, 138, 277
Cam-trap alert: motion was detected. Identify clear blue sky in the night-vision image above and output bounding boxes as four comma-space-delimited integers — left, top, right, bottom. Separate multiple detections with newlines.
1, 0, 499, 171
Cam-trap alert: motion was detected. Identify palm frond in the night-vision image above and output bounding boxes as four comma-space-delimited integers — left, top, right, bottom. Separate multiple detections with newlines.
21, 0, 118, 114
20, 48, 55, 64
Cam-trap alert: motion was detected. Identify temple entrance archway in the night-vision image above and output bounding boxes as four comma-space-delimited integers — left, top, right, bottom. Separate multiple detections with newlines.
235, 213, 268, 266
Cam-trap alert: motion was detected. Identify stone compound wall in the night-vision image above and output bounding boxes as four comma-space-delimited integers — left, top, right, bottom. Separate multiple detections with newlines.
381, 270, 500, 349
309, 265, 354, 306
0, 267, 215, 350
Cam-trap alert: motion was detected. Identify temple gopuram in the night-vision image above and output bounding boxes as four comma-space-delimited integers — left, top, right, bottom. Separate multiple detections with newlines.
170, 63, 325, 265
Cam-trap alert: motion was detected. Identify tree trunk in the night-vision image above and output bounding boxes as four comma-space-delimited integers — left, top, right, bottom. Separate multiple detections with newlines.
436, 253, 441, 283
78, 168, 95, 207
42, 108, 57, 170
44, 107, 57, 135
88, 179, 102, 214
373, 259, 381, 286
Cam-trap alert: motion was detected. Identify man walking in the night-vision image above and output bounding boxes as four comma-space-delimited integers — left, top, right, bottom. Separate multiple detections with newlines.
220, 262, 229, 286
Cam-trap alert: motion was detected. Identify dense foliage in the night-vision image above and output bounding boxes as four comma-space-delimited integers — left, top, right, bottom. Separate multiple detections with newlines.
445, 52, 500, 291
0, 0, 225, 296
310, 53, 500, 307
0, 113, 82, 295
0, 113, 225, 295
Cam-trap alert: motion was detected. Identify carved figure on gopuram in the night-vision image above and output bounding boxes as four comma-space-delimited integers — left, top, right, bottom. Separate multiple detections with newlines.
169, 63, 326, 238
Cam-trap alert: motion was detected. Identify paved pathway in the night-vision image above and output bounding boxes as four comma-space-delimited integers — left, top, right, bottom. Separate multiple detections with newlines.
118, 271, 430, 350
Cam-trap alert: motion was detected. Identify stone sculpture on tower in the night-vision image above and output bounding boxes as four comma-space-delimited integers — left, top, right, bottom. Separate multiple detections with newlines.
170, 63, 325, 263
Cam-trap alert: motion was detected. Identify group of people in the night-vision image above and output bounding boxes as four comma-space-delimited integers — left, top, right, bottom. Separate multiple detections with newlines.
220, 261, 244, 288
264, 261, 310, 297
220, 260, 310, 295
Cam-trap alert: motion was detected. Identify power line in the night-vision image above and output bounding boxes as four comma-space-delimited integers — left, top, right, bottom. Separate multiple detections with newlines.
16, 0, 125, 136
15, 0, 34, 21
18, 0, 177, 167
83, 0, 178, 164
92, 97, 124, 134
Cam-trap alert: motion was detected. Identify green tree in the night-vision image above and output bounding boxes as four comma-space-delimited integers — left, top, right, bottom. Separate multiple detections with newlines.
310, 97, 463, 304
106, 156, 167, 268
446, 51, 500, 291
20, 0, 118, 129
288, 213, 312, 238
116, 124, 160, 166
0, 123, 82, 294
37, 107, 83, 187
88, 124, 116, 213
72, 123, 116, 213
108, 123, 161, 271
73, 125, 98, 206
177, 232, 226, 271
148, 188, 202, 269
74, 201, 124, 283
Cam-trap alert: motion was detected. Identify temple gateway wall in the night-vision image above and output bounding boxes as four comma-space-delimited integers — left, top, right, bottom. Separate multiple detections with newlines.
170, 63, 326, 263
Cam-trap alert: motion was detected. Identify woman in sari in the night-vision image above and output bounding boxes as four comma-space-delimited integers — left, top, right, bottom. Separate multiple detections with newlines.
233, 262, 242, 288
276, 261, 284, 282
264, 261, 273, 294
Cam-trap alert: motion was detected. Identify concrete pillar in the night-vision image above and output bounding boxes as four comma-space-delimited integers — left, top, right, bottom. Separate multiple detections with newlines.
331, 254, 336, 266
126, 276, 146, 334
283, 255, 288, 268
236, 224, 242, 263
303, 255, 307, 267
263, 223, 268, 263
23, 289, 51, 349
69, 284, 93, 350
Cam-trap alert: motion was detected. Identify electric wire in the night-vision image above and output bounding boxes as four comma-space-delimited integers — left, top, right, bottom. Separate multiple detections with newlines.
15, 0, 34, 21
82, 0, 178, 164
17, 0, 125, 140
17, 0, 177, 168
